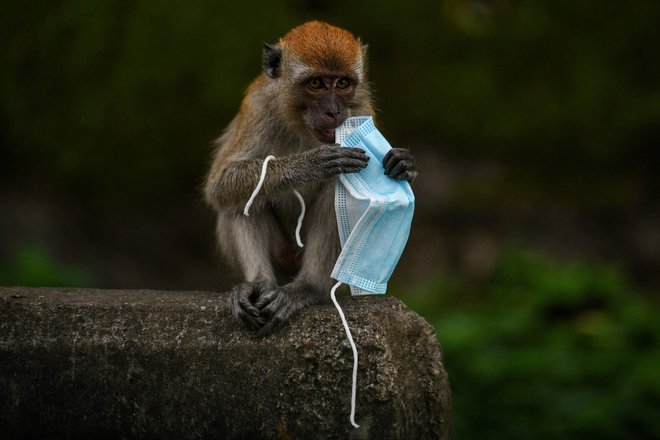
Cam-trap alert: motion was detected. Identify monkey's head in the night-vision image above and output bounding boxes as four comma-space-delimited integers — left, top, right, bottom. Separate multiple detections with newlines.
263, 21, 369, 144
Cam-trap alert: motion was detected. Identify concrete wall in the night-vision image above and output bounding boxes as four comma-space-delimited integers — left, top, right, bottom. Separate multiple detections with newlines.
0, 287, 451, 439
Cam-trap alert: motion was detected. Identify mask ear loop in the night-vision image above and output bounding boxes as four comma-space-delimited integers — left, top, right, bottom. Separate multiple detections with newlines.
292, 189, 305, 248
243, 155, 305, 248
330, 281, 360, 428
243, 155, 276, 217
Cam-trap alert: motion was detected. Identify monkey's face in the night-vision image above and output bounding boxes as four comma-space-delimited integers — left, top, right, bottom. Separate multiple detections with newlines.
299, 75, 357, 144
263, 22, 367, 144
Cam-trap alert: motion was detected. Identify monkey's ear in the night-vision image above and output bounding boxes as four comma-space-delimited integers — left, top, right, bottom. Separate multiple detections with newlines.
358, 38, 369, 56
263, 43, 283, 79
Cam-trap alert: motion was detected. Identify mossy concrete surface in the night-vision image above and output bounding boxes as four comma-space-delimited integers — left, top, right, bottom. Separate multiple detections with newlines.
0, 287, 451, 439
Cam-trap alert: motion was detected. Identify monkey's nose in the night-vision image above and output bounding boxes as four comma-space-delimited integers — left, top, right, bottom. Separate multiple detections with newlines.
325, 109, 341, 119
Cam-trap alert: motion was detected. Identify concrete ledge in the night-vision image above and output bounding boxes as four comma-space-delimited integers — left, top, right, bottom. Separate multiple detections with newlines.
0, 287, 451, 439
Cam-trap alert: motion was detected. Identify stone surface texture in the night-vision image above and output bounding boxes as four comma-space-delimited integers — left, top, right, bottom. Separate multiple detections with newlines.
0, 287, 451, 439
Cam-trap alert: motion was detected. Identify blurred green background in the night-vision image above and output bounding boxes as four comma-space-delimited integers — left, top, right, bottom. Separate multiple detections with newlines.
1, 0, 658, 438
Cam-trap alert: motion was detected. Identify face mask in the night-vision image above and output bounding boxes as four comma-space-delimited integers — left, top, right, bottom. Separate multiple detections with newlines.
329, 116, 415, 428
332, 116, 415, 295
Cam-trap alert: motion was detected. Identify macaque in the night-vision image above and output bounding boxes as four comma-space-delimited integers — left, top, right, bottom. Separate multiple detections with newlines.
204, 21, 416, 336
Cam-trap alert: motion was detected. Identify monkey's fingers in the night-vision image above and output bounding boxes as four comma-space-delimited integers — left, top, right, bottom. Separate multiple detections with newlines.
383, 149, 397, 171
320, 146, 368, 161
257, 299, 295, 337
231, 283, 260, 317
393, 168, 418, 182
331, 149, 369, 169
253, 288, 280, 310
383, 148, 413, 173
388, 165, 418, 182
335, 158, 370, 172
230, 282, 278, 332
317, 158, 368, 178
384, 149, 417, 182
339, 147, 370, 160
257, 289, 289, 318
386, 159, 412, 179
230, 297, 263, 332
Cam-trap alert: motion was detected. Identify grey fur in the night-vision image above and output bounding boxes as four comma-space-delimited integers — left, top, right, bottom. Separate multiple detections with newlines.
204, 24, 416, 336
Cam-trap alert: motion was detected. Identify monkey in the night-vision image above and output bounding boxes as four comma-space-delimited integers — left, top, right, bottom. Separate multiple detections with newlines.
204, 21, 417, 336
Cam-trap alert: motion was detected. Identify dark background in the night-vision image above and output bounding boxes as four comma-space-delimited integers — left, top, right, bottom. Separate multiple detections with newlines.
1, 1, 659, 438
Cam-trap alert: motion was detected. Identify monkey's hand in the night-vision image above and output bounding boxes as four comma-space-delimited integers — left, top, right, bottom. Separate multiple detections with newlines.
383, 148, 418, 182
251, 281, 319, 336
229, 281, 277, 332
294, 145, 369, 182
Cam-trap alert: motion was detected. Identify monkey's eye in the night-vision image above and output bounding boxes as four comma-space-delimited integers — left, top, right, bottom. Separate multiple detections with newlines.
336, 78, 352, 90
307, 77, 324, 90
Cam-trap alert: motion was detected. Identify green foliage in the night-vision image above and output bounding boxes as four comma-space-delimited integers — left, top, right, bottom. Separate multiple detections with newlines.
0, 245, 95, 288
399, 249, 660, 439
0, 1, 299, 205
2, 1, 659, 206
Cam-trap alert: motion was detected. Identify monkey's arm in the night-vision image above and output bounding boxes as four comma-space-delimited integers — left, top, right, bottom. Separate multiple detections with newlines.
204, 145, 369, 210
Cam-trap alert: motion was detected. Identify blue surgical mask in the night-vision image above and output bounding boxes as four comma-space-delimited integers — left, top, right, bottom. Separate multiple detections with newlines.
332, 116, 415, 295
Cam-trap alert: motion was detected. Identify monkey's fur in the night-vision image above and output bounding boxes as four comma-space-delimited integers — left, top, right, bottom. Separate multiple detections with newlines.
204, 21, 417, 336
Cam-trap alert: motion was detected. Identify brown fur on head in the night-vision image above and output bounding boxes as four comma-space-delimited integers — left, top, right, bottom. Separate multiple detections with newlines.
281, 21, 364, 78
263, 21, 370, 143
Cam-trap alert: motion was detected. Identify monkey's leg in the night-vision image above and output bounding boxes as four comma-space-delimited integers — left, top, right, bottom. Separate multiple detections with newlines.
253, 182, 339, 336
217, 211, 282, 331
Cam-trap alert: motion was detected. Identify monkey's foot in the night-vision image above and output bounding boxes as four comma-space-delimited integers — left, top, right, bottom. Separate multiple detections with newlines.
251, 288, 295, 337
252, 282, 317, 337
229, 281, 276, 332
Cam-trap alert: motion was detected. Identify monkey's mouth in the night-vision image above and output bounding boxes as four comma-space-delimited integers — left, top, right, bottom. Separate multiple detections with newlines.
313, 128, 336, 144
